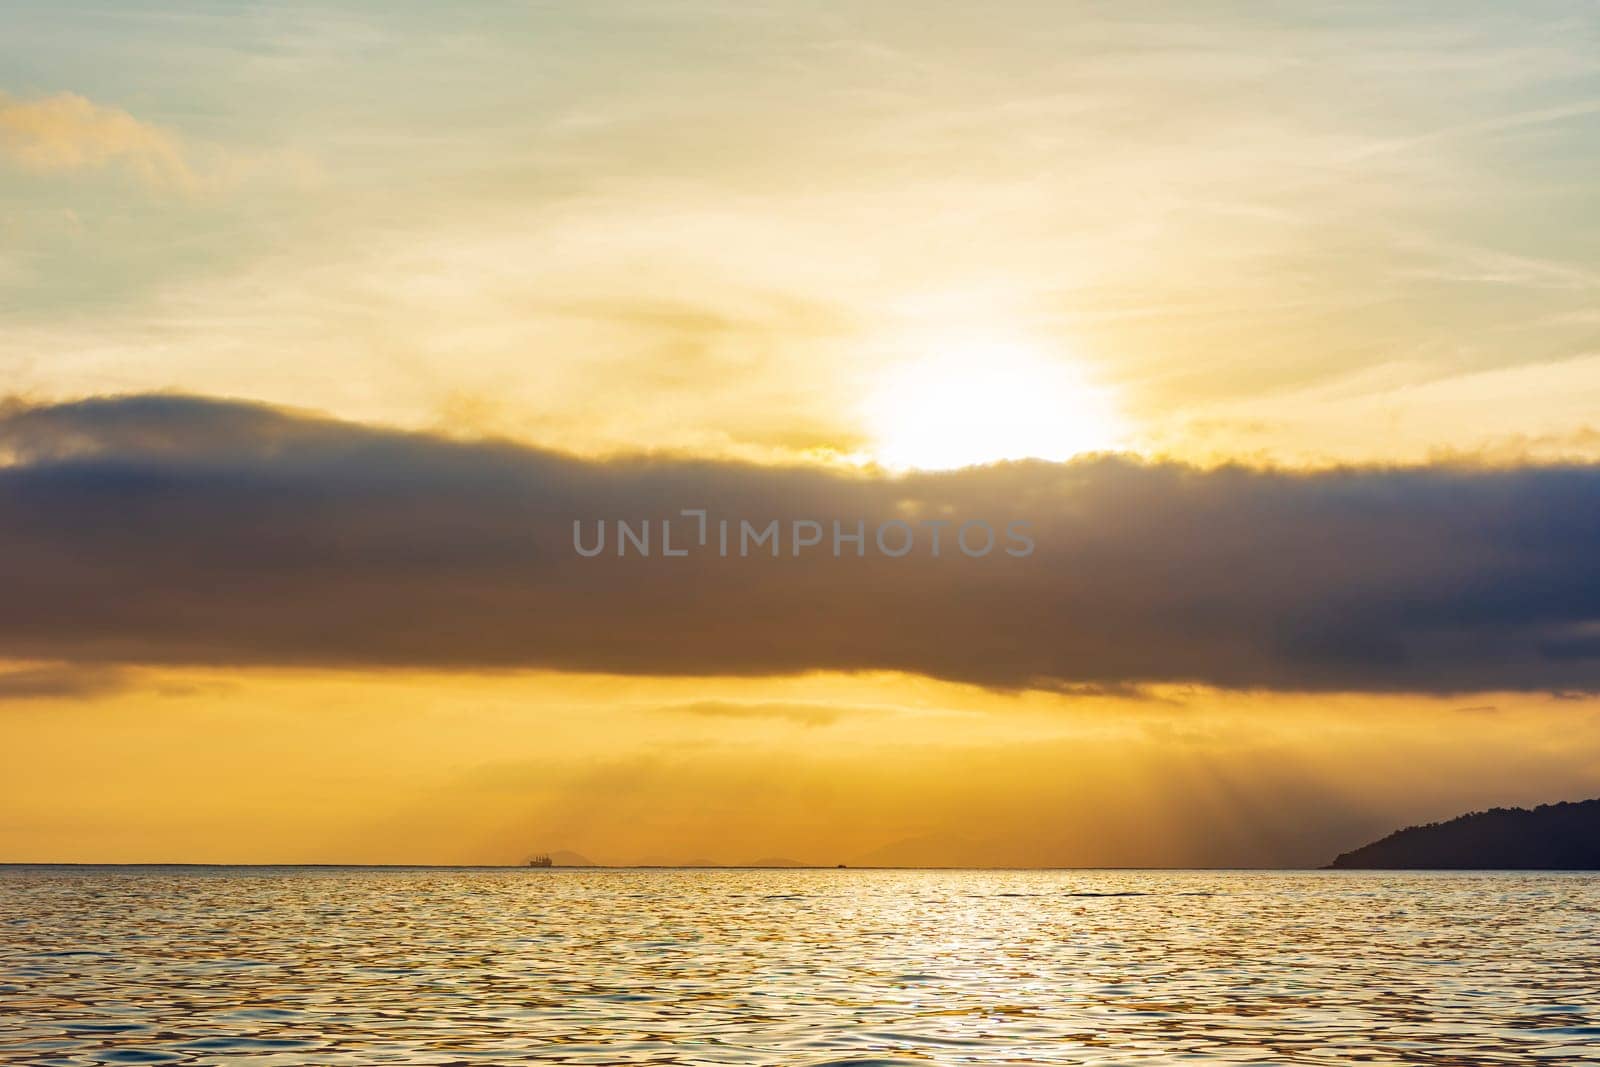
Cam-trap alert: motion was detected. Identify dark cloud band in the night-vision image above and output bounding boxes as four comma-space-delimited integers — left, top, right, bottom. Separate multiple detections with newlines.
2, 394, 1598, 693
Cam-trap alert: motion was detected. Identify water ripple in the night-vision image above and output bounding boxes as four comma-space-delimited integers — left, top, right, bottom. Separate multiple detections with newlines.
2, 868, 1598, 1064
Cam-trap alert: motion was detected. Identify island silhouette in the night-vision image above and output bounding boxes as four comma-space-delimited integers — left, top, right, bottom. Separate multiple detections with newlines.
1328, 797, 1600, 869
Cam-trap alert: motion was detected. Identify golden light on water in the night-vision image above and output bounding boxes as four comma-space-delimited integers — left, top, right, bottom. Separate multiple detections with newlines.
862, 336, 1123, 470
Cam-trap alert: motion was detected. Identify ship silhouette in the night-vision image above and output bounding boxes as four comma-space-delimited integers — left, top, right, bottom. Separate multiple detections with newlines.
526, 854, 553, 868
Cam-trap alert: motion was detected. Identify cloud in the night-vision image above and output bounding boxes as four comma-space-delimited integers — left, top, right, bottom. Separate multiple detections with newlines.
0, 662, 131, 702
0, 92, 195, 190
1, 393, 1599, 694
658, 700, 849, 727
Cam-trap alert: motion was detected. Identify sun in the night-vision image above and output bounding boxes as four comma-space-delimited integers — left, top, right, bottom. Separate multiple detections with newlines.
863, 337, 1122, 470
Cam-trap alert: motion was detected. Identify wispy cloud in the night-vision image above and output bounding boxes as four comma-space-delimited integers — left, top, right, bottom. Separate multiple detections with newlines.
0, 662, 131, 702
657, 700, 849, 727
0, 3, 1595, 467
0, 92, 196, 191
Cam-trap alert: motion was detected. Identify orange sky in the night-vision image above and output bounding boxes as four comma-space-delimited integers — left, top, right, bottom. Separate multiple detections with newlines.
2, 2, 1599, 865
2, 664, 1598, 867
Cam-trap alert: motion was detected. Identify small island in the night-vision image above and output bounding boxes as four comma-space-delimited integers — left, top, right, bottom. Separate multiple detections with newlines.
1327, 797, 1600, 869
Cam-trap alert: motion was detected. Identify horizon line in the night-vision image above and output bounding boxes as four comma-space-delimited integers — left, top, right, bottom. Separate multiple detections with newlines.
7, 862, 1583, 872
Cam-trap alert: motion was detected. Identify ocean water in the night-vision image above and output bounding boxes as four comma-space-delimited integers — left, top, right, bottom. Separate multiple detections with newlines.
1, 868, 1597, 1065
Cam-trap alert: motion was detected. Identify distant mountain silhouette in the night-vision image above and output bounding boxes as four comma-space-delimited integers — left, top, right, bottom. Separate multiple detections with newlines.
855, 833, 987, 868
1327, 798, 1600, 869
547, 850, 596, 867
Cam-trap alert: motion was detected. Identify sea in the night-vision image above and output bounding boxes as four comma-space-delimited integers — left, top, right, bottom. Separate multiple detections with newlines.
2, 867, 1597, 1065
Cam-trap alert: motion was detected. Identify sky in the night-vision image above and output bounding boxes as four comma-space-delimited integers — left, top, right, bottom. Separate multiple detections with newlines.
1, 1, 1599, 865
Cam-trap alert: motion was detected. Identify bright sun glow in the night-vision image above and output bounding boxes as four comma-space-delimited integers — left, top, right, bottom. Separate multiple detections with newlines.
864, 338, 1122, 470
